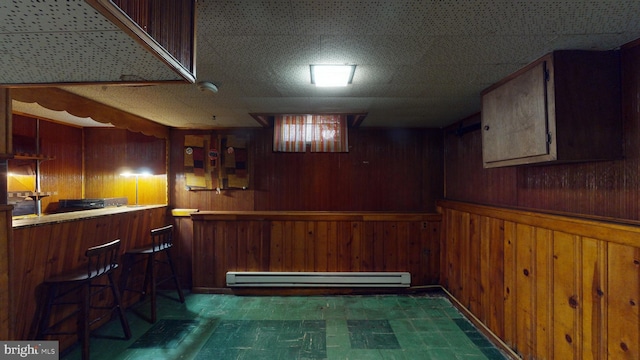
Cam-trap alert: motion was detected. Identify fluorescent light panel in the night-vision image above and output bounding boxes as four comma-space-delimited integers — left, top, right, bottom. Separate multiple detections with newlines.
310, 65, 355, 87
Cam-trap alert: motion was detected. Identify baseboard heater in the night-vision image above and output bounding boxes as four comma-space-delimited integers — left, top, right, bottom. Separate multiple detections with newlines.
226, 271, 411, 287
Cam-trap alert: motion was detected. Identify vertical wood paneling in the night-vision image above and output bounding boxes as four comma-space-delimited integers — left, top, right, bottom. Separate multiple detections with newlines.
270, 221, 284, 271
350, 222, 362, 271
382, 222, 396, 271
515, 224, 535, 359
315, 221, 329, 272
607, 242, 639, 359
10, 116, 83, 212
373, 222, 385, 270
85, 128, 166, 206
468, 214, 481, 315
488, 217, 505, 339
173, 216, 193, 288
305, 221, 316, 271
192, 221, 217, 289
553, 232, 580, 360
503, 221, 517, 349
292, 221, 306, 271
535, 228, 553, 360
395, 222, 409, 274
439, 201, 640, 360
191, 214, 441, 290
335, 222, 350, 271
171, 128, 443, 213
361, 223, 374, 271
581, 237, 607, 360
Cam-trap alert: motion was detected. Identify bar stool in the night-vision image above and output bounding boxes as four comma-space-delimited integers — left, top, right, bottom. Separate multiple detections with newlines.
120, 224, 185, 323
35, 239, 131, 360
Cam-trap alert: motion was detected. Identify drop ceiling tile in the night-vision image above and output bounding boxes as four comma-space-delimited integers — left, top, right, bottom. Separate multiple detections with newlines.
0, 0, 117, 33
78, 31, 182, 81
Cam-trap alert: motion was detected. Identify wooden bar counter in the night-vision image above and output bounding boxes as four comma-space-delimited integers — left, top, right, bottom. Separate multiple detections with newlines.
191, 211, 442, 292
9, 205, 168, 349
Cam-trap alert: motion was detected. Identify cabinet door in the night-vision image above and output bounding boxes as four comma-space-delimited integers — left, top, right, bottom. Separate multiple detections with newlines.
481, 61, 550, 166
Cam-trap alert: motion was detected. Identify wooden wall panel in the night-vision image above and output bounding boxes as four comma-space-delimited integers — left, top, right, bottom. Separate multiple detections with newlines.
85, 127, 166, 205
439, 200, 640, 360
170, 128, 443, 213
169, 128, 443, 289
503, 221, 517, 349
191, 212, 441, 290
534, 228, 553, 360
581, 237, 607, 360
515, 224, 534, 358
607, 243, 639, 359
10, 115, 83, 212
552, 231, 580, 360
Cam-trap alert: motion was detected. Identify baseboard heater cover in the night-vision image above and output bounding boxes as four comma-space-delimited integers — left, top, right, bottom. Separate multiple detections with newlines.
226, 271, 411, 287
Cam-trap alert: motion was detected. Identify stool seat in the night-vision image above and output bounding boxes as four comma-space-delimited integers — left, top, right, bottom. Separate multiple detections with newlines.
120, 225, 185, 323
45, 267, 119, 283
125, 243, 171, 254
34, 239, 131, 360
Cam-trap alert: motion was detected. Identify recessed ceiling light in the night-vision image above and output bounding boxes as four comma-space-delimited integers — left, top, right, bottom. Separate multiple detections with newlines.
310, 65, 356, 87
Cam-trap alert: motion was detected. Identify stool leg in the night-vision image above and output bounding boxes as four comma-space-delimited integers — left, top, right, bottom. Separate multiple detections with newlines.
79, 282, 90, 360
108, 273, 132, 339
149, 253, 157, 323
166, 250, 185, 303
35, 283, 57, 340
118, 254, 133, 302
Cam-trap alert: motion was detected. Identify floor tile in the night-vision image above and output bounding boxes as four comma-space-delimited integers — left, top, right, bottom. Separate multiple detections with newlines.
59, 291, 512, 360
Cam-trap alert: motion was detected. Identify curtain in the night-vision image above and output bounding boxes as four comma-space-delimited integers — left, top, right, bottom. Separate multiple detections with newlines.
309, 114, 348, 152
273, 115, 307, 152
273, 114, 348, 153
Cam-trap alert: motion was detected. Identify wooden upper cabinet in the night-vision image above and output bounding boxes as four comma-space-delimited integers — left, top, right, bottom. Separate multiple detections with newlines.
481, 50, 622, 168
91, 0, 196, 81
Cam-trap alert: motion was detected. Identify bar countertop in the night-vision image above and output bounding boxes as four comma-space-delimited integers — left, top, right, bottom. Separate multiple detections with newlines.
12, 204, 167, 228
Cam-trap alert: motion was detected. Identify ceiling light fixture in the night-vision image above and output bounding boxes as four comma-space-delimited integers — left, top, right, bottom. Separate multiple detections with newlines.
310, 65, 356, 87
197, 81, 219, 93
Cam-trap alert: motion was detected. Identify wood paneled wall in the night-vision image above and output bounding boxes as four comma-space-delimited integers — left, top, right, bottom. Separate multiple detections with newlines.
11, 207, 167, 350
444, 40, 640, 221
170, 128, 444, 290
84, 128, 167, 206
191, 212, 441, 291
438, 200, 640, 360
170, 127, 444, 212
11, 114, 83, 212
9, 116, 168, 212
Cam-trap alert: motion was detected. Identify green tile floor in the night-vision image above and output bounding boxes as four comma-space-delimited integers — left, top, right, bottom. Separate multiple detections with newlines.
61, 291, 512, 360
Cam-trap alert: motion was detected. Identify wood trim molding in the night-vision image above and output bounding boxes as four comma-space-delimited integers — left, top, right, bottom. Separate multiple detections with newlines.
437, 200, 640, 248
191, 210, 441, 222
11, 87, 169, 139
